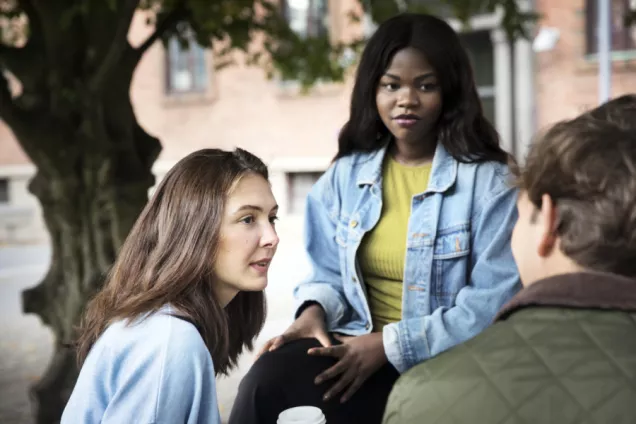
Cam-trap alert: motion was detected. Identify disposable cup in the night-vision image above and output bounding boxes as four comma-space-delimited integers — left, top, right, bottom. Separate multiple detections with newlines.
277, 406, 326, 424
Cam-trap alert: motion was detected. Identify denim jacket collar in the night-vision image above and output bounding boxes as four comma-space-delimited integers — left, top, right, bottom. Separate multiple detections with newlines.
355, 144, 387, 186
356, 141, 458, 194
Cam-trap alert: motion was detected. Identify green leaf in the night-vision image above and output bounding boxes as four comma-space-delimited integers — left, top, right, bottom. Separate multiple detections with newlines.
60, 4, 84, 30
106, 0, 117, 12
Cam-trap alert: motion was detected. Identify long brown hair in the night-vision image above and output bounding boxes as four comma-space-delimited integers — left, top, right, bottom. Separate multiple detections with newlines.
76, 148, 268, 375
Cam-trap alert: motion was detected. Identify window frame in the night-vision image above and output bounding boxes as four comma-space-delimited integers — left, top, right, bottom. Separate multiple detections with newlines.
0, 178, 9, 204
286, 171, 324, 215
164, 35, 209, 95
585, 0, 636, 55
281, 0, 329, 38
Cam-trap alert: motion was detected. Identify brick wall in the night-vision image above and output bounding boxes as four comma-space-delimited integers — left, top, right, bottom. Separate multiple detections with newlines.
534, 0, 636, 131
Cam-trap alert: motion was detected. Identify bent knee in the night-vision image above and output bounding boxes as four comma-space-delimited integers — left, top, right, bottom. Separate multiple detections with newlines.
239, 339, 328, 392
243, 351, 287, 386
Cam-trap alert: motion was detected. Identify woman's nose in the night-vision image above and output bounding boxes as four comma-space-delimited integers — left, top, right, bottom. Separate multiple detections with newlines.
261, 223, 279, 248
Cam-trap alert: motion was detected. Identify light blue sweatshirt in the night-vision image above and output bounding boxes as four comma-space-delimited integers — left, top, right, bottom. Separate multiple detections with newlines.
61, 306, 220, 424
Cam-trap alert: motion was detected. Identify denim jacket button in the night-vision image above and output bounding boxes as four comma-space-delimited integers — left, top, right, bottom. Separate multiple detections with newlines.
350, 220, 358, 228
365, 322, 371, 330
352, 276, 358, 283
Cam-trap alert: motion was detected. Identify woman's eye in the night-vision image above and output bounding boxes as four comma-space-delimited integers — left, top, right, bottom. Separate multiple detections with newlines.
382, 82, 398, 91
420, 83, 437, 91
269, 215, 279, 224
240, 216, 254, 224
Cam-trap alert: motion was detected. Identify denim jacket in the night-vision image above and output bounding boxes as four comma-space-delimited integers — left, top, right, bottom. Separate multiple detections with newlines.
293, 143, 521, 373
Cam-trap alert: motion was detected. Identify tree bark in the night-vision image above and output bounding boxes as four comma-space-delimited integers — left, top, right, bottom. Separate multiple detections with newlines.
0, 3, 174, 420
4, 42, 162, 418
20, 118, 160, 422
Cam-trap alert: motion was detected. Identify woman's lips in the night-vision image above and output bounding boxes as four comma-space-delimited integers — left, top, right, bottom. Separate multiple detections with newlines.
250, 259, 271, 273
394, 118, 420, 127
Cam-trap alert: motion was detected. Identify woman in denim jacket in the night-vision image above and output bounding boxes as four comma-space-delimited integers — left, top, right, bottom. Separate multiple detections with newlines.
231, 13, 521, 424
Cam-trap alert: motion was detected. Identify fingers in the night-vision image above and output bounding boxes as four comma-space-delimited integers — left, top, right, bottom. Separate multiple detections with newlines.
315, 330, 333, 348
255, 335, 285, 359
333, 333, 353, 343
307, 344, 346, 359
269, 335, 286, 351
323, 368, 357, 402
255, 339, 274, 359
314, 358, 348, 385
340, 376, 365, 403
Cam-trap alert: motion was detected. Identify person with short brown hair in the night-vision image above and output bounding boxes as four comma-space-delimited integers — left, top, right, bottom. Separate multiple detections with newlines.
383, 95, 636, 423
512, 115, 636, 280
583, 93, 636, 129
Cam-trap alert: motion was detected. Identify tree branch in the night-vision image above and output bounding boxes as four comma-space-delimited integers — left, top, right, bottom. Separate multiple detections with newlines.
0, 70, 40, 161
18, 0, 46, 45
0, 71, 18, 124
0, 42, 36, 80
0, 44, 22, 68
135, 5, 187, 59
89, 0, 140, 93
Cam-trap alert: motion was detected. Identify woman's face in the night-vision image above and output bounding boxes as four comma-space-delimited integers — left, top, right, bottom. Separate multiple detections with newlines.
213, 173, 279, 305
376, 47, 443, 147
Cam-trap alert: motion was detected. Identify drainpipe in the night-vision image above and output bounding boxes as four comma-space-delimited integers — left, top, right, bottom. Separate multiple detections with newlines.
597, 0, 611, 103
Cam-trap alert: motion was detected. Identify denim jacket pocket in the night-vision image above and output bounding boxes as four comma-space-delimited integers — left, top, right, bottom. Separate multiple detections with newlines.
432, 224, 471, 306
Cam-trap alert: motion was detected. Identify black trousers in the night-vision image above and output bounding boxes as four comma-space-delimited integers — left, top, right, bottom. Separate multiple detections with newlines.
229, 337, 400, 424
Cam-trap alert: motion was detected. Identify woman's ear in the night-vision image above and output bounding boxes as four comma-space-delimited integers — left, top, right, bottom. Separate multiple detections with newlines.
537, 194, 558, 257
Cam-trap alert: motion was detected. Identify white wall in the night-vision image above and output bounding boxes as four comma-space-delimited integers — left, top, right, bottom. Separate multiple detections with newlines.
0, 165, 47, 244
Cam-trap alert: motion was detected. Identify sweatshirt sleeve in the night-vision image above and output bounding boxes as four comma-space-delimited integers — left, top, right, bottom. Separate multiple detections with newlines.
99, 318, 220, 424
154, 320, 220, 424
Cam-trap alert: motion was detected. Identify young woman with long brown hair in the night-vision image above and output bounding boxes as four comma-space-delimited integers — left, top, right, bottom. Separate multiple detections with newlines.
61, 148, 279, 424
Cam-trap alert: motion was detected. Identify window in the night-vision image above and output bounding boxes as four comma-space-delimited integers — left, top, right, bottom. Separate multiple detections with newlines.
586, 0, 636, 54
461, 31, 496, 125
287, 172, 322, 214
0, 179, 8, 203
282, 0, 329, 38
407, 0, 490, 19
165, 36, 208, 94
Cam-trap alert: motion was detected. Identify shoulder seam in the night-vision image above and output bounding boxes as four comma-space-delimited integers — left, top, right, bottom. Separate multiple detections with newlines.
471, 163, 513, 223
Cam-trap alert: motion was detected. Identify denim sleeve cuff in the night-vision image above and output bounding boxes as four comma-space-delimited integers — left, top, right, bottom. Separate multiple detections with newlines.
382, 323, 407, 373
294, 284, 346, 330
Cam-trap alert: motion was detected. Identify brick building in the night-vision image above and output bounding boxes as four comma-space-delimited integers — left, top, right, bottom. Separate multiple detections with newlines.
0, 0, 634, 242
534, 0, 636, 124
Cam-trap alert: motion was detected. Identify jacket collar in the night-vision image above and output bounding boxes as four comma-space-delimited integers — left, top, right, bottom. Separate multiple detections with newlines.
496, 271, 636, 321
356, 141, 458, 193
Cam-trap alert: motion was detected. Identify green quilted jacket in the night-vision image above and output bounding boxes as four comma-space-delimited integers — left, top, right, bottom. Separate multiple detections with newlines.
383, 272, 636, 424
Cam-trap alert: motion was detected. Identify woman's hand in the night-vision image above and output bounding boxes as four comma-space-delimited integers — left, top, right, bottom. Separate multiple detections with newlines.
256, 304, 331, 359
308, 333, 387, 403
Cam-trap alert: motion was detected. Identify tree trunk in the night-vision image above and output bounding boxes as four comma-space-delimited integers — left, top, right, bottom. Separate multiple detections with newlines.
15, 76, 161, 422
0, 3, 172, 422
21, 164, 150, 422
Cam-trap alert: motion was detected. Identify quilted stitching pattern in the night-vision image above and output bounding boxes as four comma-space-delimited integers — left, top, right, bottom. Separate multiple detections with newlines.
383, 308, 636, 424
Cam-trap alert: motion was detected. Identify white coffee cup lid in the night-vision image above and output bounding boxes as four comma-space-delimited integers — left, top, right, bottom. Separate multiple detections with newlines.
277, 406, 326, 424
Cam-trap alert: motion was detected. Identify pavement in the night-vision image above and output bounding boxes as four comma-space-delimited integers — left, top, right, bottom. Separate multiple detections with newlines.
0, 221, 309, 423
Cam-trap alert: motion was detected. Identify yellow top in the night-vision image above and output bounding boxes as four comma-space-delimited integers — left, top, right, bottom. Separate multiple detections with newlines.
358, 156, 432, 332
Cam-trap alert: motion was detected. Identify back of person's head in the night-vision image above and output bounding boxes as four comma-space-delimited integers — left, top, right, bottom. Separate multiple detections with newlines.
337, 12, 507, 164
77, 148, 270, 374
514, 100, 636, 278
583, 94, 636, 130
